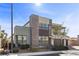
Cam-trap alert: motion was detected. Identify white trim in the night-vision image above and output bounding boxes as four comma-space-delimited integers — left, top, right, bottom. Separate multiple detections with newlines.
64, 39, 66, 46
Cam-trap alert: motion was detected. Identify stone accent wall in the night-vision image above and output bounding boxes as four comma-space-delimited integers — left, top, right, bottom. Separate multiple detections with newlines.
30, 14, 39, 48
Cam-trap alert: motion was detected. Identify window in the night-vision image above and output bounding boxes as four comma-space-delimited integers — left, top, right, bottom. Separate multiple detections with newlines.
39, 23, 48, 30
17, 35, 27, 45
39, 36, 48, 47
23, 36, 27, 44
18, 36, 23, 45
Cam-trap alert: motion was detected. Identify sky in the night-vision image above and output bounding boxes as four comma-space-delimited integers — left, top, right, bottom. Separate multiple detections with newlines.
0, 3, 79, 37
0, 3, 11, 37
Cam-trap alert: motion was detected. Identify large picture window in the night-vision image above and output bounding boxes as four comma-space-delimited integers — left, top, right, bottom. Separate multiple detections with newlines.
39, 36, 48, 47
39, 23, 48, 30
17, 35, 27, 45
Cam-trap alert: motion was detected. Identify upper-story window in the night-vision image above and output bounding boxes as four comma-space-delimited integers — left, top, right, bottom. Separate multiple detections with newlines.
39, 23, 48, 30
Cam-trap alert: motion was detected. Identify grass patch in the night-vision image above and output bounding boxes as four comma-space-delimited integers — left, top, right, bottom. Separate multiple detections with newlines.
31, 48, 39, 52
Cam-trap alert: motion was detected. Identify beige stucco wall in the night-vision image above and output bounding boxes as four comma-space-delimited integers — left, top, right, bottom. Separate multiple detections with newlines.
39, 16, 50, 24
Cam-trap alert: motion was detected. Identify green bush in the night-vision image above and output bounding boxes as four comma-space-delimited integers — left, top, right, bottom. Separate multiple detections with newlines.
9, 43, 16, 50
51, 46, 69, 51
18, 44, 30, 49
13, 48, 19, 53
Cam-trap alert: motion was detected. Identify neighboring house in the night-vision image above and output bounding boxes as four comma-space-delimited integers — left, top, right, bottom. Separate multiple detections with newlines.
14, 14, 69, 50
0, 26, 1, 48
69, 37, 79, 46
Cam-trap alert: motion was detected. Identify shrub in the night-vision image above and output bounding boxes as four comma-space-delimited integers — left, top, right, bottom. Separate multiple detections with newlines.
13, 48, 19, 53
8, 43, 19, 53
51, 46, 69, 51
18, 44, 30, 49
8, 43, 16, 50
64, 46, 69, 50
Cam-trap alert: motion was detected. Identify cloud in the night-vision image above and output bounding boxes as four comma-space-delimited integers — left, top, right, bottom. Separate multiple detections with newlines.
32, 6, 55, 18
63, 12, 79, 37
64, 13, 73, 22
35, 9, 54, 15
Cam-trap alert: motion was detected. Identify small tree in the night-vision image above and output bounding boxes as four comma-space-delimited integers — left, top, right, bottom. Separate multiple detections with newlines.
52, 24, 68, 36
52, 24, 62, 35
0, 30, 8, 49
0, 30, 4, 38
61, 28, 68, 36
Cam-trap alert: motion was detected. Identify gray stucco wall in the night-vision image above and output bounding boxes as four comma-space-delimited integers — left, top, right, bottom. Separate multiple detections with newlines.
14, 26, 30, 44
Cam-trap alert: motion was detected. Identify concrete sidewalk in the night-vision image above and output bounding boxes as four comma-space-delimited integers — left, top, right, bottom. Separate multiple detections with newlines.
9, 51, 63, 56
3, 50, 79, 56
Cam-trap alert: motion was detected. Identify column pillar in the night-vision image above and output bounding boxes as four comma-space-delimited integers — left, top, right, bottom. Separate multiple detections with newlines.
64, 39, 66, 46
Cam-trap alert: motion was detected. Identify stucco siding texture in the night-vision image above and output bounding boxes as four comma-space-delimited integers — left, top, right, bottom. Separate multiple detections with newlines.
14, 26, 30, 36
14, 26, 30, 44
38, 16, 50, 24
